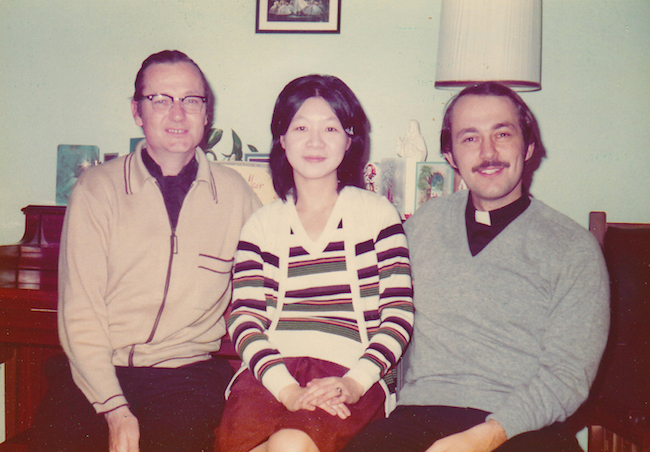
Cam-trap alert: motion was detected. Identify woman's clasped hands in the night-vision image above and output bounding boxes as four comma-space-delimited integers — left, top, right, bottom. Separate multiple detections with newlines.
277, 376, 364, 420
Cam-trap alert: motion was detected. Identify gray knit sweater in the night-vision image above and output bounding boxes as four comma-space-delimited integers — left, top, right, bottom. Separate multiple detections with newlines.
399, 190, 609, 438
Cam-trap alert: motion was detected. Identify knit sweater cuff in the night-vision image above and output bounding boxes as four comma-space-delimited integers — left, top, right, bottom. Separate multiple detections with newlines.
262, 363, 300, 401
344, 359, 379, 395
486, 412, 526, 440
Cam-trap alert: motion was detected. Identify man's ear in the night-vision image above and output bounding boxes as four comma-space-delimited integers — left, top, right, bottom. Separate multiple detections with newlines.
443, 151, 457, 169
524, 143, 535, 161
131, 100, 143, 127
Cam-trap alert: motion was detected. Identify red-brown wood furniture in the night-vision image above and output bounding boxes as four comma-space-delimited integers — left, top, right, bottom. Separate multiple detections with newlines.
576, 211, 650, 452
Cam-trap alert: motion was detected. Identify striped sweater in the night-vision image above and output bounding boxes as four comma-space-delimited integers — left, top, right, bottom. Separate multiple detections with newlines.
228, 187, 414, 406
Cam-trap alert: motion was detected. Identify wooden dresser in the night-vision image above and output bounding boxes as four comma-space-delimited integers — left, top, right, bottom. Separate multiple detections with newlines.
0, 205, 64, 448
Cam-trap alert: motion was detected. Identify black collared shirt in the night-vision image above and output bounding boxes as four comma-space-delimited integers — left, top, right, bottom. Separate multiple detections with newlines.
142, 149, 198, 231
465, 194, 531, 256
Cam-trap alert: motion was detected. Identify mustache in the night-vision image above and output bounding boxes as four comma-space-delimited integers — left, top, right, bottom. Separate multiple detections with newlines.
472, 160, 510, 173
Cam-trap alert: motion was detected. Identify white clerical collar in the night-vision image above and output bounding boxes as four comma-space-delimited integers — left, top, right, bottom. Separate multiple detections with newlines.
475, 210, 491, 226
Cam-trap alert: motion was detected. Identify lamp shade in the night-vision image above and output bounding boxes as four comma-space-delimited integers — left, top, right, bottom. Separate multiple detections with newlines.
435, 0, 542, 91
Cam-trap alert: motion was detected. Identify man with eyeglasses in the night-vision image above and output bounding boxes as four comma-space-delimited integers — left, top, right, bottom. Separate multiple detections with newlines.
29, 50, 261, 452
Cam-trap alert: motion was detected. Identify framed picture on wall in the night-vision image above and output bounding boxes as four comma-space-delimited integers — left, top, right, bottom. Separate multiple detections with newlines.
55, 145, 100, 205
414, 162, 454, 212
220, 161, 278, 206
256, 0, 341, 33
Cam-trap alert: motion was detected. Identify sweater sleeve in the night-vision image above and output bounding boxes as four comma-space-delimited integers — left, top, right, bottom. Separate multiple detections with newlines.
58, 179, 128, 414
345, 198, 415, 393
228, 210, 299, 400
487, 231, 610, 438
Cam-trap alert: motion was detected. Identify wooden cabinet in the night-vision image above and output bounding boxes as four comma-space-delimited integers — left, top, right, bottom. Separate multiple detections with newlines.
0, 206, 65, 448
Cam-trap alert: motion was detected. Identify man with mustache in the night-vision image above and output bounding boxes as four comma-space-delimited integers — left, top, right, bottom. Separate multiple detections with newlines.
344, 82, 609, 452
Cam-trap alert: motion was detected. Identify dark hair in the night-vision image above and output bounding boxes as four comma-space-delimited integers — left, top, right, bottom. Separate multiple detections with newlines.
269, 74, 370, 201
133, 50, 215, 148
440, 82, 546, 192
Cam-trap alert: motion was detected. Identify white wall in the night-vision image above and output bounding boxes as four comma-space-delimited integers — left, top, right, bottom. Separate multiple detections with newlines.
1, 0, 647, 247
1, 0, 649, 442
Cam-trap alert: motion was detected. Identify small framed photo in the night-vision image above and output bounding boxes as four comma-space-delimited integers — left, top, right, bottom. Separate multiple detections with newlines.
56, 145, 100, 205
130, 137, 145, 153
414, 162, 454, 212
220, 161, 278, 206
256, 0, 341, 34
363, 162, 380, 193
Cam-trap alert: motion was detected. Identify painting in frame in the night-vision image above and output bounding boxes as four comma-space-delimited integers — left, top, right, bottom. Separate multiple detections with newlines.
414, 162, 454, 212
256, 0, 341, 34
55, 145, 100, 205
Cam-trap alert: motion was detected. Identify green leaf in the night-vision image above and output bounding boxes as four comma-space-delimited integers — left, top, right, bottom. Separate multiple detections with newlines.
247, 144, 259, 153
231, 130, 243, 161
204, 150, 217, 161
205, 128, 223, 149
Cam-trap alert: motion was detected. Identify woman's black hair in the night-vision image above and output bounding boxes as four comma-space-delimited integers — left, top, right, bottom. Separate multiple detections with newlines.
269, 74, 370, 201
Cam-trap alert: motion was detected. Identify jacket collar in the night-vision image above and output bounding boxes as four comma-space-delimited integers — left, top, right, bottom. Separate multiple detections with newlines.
123, 146, 218, 202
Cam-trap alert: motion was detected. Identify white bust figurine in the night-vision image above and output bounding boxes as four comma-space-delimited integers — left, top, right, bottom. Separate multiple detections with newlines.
397, 119, 427, 161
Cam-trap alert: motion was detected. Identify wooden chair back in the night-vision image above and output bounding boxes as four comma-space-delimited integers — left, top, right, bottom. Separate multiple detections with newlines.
584, 211, 650, 452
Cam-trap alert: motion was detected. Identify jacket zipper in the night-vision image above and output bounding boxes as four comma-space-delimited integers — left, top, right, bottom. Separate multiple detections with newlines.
128, 230, 176, 367
128, 180, 185, 367
147, 232, 176, 342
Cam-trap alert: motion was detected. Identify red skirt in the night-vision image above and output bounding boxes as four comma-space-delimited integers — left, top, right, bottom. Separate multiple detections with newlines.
216, 357, 385, 452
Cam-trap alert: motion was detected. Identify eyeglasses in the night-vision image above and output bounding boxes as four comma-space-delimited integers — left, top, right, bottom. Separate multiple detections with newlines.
142, 93, 207, 114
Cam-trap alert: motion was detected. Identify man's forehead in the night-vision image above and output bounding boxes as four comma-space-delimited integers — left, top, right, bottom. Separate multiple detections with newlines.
142, 62, 203, 89
451, 95, 519, 128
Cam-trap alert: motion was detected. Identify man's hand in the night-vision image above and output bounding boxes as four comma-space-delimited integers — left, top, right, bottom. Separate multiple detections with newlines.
425, 420, 507, 452
104, 405, 140, 452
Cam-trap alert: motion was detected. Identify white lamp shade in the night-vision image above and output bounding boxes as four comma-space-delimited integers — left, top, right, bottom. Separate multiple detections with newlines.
435, 0, 542, 91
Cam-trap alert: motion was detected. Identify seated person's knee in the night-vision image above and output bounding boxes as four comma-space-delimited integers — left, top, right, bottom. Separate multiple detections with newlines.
267, 428, 319, 452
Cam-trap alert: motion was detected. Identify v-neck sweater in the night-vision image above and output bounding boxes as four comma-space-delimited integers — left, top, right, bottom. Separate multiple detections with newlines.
400, 190, 609, 438
228, 187, 414, 408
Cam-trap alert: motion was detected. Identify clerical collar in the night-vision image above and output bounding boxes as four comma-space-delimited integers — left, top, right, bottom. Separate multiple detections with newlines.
465, 193, 531, 256
142, 148, 198, 230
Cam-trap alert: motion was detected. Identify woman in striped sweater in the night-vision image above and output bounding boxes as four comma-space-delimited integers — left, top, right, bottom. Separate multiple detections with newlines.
218, 75, 414, 452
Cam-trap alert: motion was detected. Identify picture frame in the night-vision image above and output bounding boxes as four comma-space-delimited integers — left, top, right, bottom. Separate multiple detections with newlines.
256, 0, 341, 34
130, 137, 145, 153
378, 158, 405, 218
414, 162, 454, 212
56, 145, 100, 205
219, 161, 278, 206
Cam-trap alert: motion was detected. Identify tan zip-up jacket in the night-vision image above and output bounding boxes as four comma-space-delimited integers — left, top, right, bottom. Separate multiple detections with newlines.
58, 147, 261, 413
